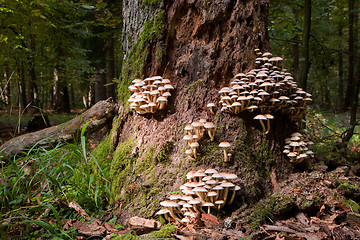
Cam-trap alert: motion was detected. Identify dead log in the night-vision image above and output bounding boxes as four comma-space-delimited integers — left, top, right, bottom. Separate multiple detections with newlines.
0, 98, 116, 158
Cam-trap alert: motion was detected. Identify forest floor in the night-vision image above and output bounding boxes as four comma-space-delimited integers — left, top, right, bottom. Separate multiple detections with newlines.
1, 108, 359, 239
0, 108, 81, 144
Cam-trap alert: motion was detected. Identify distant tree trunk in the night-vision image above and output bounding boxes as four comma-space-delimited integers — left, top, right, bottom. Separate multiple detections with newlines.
70, 83, 75, 108
28, 33, 40, 110
3, 65, 11, 105
344, 0, 355, 110
53, 68, 70, 113
52, 68, 58, 108
292, 36, 300, 81
338, 24, 344, 109
95, 72, 107, 103
298, 0, 311, 91
17, 63, 27, 111
107, 37, 116, 99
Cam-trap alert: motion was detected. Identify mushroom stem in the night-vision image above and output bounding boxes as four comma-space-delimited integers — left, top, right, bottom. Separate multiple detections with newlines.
265, 119, 271, 134
164, 212, 171, 222
228, 187, 236, 205
168, 207, 182, 223
207, 129, 215, 141
223, 149, 228, 162
259, 119, 266, 133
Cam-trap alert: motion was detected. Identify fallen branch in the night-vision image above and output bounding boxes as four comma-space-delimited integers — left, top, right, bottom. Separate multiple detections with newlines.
0, 98, 117, 159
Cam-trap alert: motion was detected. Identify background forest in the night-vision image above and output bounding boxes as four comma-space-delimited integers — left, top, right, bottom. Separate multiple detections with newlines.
0, 0, 360, 239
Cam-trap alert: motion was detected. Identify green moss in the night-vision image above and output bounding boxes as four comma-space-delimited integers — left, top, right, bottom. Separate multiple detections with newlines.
141, 0, 161, 6
117, 10, 166, 104
344, 199, 360, 214
110, 139, 135, 199
245, 195, 295, 231
338, 181, 359, 196
151, 223, 177, 238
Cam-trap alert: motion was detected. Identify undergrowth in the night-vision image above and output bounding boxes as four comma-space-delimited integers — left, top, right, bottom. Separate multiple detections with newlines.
0, 123, 113, 239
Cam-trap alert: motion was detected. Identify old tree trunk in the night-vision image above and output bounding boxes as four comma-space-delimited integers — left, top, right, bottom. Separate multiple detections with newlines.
99, 0, 297, 223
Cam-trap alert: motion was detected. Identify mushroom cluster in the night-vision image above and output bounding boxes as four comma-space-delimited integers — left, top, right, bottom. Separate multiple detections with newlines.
127, 76, 174, 114
218, 50, 312, 134
157, 168, 240, 225
183, 119, 216, 160
283, 132, 314, 163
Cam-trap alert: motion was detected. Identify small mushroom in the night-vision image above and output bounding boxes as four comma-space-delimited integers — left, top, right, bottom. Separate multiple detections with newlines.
202, 202, 215, 214
207, 103, 216, 114
204, 122, 216, 141
156, 208, 171, 222
219, 142, 231, 162
190, 142, 199, 159
254, 114, 267, 133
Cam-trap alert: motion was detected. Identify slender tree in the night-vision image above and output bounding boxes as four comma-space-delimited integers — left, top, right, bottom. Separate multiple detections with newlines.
298, 0, 311, 91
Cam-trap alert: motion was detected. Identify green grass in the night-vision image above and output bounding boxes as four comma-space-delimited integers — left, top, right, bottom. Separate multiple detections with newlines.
0, 124, 113, 239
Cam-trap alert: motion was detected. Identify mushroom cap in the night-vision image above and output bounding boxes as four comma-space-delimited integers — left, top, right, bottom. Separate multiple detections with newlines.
207, 103, 215, 107
207, 191, 218, 197
206, 179, 217, 185
287, 152, 297, 157
184, 181, 198, 188
202, 202, 215, 207
215, 200, 225, 205
164, 84, 174, 90
163, 92, 171, 97
212, 185, 224, 191
182, 195, 194, 201
223, 173, 238, 180
183, 134, 193, 141
183, 189, 196, 195
192, 121, 203, 127
185, 149, 193, 155
193, 186, 208, 193
205, 168, 218, 174
188, 199, 201, 205
199, 119, 207, 124
160, 200, 179, 207
264, 114, 274, 119
204, 122, 216, 129
162, 78, 171, 84
156, 208, 170, 215
202, 176, 212, 181
181, 217, 190, 223
190, 142, 199, 148
219, 142, 231, 148
254, 114, 267, 120
185, 124, 193, 131
194, 171, 206, 178
221, 182, 235, 188
169, 194, 182, 200
157, 96, 168, 102
212, 173, 224, 179
291, 132, 302, 137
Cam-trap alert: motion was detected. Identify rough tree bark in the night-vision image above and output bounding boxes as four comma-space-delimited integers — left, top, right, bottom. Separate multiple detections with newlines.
0, 98, 116, 158
107, 0, 298, 223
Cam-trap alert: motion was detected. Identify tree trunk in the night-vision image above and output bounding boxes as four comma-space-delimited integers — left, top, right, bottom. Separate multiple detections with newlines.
3, 65, 11, 106
109, 0, 294, 224
107, 37, 116, 99
27, 33, 40, 111
344, 0, 355, 110
338, 24, 344, 109
0, 98, 116, 158
298, 0, 311, 91
95, 72, 107, 103
94, 38, 107, 103
17, 63, 27, 111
